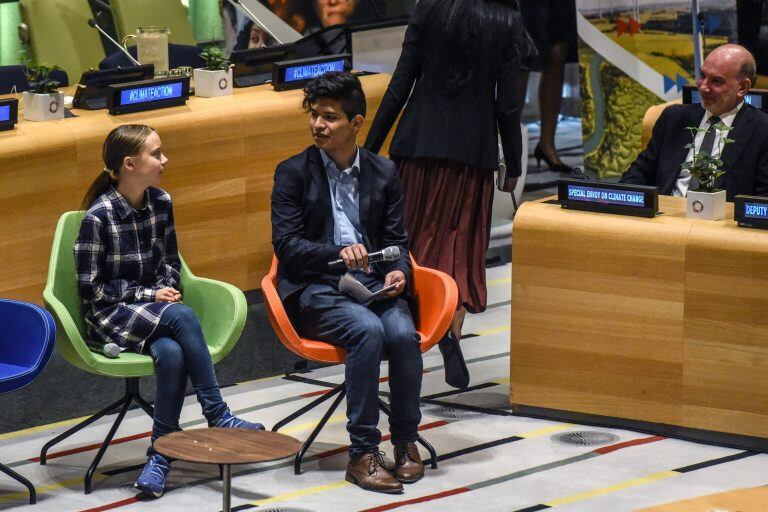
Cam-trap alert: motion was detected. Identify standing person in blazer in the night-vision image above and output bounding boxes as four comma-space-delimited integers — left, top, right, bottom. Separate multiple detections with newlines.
621, 44, 768, 200
272, 72, 424, 494
364, 0, 530, 389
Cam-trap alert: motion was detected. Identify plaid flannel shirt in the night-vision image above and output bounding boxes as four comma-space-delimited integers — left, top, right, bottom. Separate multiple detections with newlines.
74, 186, 181, 351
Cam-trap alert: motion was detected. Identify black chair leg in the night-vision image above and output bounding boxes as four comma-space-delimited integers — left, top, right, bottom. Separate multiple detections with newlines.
377, 398, 438, 469
272, 383, 346, 432
84, 397, 132, 494
415, 434, 438, 469
292, 387, 347, 475
0, 462, 36, 504
39, 377, 154, 494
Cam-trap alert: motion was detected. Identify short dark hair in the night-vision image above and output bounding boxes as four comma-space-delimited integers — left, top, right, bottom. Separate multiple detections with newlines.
740, 59, 757, 84
302, 71, 366, 120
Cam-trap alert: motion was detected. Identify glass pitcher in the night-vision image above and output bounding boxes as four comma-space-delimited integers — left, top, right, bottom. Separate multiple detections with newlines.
122, 26, 170, 74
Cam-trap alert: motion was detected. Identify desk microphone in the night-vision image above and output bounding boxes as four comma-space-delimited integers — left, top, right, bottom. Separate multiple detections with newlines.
87, 18, 141, 66
570, 167, 590, 181
328, 246, 400, 269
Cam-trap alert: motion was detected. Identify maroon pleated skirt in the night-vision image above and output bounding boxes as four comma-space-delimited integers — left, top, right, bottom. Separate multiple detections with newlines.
398, 158, 494, 314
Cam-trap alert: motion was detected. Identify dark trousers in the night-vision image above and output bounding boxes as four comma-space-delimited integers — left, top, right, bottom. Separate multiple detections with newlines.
147, 304, 229, 451
295, 278, 423, 459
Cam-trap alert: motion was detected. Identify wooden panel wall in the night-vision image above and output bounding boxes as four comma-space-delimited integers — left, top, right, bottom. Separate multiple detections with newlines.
0, 74, 394, 304
511, 196, 768, 439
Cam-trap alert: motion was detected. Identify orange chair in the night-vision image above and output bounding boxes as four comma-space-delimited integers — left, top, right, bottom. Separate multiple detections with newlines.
262, 255, 459, 474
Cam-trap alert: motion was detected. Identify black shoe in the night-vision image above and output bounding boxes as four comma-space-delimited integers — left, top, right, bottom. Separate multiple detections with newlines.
534, 143, 574, 174
438, 332, 470, 389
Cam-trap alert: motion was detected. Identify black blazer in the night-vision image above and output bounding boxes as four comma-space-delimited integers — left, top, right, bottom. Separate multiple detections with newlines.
271, 146, 412, 301
363, 0, 523, 174
620, 103, 768, 200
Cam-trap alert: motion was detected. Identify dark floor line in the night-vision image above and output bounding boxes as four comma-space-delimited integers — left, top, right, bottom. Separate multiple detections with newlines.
673, 450, 758, 473
101, 462, 144, 477
486, 299, 511, 310
419, 397, 515, 417
421, 382, 498, 400
424, 435, 524, 466
283, 374, 340, 389
512, 505, 551, 512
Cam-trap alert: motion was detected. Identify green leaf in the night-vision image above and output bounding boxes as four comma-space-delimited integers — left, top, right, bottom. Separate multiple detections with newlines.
684, 143, 695, 149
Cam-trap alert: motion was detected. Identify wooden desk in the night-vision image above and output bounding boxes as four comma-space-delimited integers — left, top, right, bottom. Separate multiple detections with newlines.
0, 75, 394, 304
635, 486, 768, 512
511, 196, 768, 449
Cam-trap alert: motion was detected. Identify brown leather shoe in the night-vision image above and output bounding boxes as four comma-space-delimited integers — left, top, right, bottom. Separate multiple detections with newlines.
345, 451, 404, 494
393, 442, 424, 483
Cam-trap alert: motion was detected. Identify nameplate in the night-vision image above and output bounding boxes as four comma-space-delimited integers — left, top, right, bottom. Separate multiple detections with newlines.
272, 54, 351, 91
107, 76, 190, 115
734, 195, 768, 229
0, 98, 18, 131
558, 180, 659, 218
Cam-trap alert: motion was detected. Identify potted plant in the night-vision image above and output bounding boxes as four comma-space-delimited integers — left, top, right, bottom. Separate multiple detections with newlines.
194, 45, 233, 98
681, 123, 734, 220
22, 63, 64, 122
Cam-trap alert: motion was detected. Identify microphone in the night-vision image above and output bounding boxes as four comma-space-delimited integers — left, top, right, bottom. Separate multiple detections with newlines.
88, 18, 141, 66
570, 167, 590, 181
328, 246, 400, 269
102, 342, 122, 359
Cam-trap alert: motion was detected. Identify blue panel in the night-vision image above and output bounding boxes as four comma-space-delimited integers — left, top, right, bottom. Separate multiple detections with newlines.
567, 185, 646, 207
284, 60, 346, 83
744, 202, 768, 219
119, 82, 183, 106
0, 105, 9, 122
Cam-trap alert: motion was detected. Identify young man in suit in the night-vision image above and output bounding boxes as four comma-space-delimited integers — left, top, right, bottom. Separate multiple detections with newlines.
620, 44, 768, 200
271, 72, 423, 494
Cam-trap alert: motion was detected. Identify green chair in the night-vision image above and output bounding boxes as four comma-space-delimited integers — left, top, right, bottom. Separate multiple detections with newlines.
111, 0, 197, 46
41, 211, 247, 494
19, 0, 105, 81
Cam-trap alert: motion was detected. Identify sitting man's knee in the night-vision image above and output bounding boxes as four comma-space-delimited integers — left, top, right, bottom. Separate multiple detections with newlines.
347, 316, 386, 348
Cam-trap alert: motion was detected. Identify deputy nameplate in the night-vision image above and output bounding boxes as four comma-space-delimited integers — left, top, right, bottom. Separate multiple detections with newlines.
0, 98, 18, 131
734, 195, 768, 229
272, 54, 351, 91
558, 180, 659, 218
107, 76, 190, 115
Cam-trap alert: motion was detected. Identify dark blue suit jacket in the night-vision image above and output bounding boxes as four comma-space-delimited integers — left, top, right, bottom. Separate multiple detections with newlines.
620, 103, 768, 200
271, 145, 412, 302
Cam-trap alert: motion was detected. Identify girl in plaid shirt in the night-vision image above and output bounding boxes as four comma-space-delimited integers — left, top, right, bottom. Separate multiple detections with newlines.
76, 125, 263, 498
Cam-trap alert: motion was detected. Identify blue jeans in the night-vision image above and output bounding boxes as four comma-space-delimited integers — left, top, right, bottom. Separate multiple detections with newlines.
295, 278, 423, 459
147, 304, 228, 451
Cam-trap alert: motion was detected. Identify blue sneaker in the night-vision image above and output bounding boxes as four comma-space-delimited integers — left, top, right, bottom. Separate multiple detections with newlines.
134, 453, 171, 498
213, 411, 265, 430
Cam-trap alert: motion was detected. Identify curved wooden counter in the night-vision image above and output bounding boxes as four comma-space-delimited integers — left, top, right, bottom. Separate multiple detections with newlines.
511, 196, 768, 447
0, 74, 394, 303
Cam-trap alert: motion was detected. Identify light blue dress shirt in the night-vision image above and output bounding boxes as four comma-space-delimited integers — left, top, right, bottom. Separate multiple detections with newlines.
320, 147, 363, 246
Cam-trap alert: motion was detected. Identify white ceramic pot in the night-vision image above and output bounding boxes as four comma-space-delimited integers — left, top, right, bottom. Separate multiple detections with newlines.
193, 68, 233, 98
686, 189, 726, 221
22, 91, 64, 122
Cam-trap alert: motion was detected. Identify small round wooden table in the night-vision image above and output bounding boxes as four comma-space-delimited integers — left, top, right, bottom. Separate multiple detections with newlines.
154, 428, 301, 511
